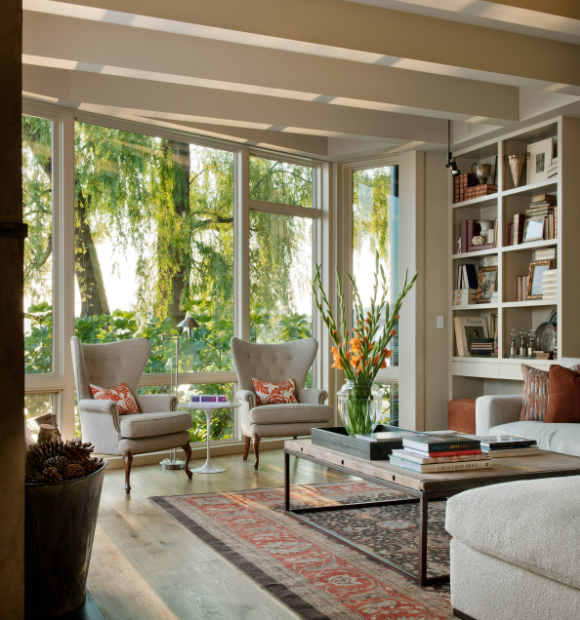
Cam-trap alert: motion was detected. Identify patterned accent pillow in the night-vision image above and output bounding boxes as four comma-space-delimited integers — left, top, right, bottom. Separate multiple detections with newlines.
519, 365, 549, 421
252, 378, 298, 406
89, 382, 140, 415
520, 363, 580, 421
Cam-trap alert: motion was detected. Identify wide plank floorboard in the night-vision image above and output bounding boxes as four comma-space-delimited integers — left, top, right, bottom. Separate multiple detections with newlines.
89, 448, 352, 620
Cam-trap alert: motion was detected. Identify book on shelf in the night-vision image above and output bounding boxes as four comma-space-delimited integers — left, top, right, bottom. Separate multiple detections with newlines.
463, 184, 497, 201
534, 248, 556, 261
531, 193, 557, 205
535, 352, 553, 360
454, 173, 478, 203
402, 435, 481, 454
517, 276, 529, 302
512, 214, 525, 245
457, 263, 478, 290
460, 221, 482, 254
482, 255, 498, 267
390, 449, 490, 465
494, 216, 498, 248
389, 456, 492, 474
454, 316, 489, 357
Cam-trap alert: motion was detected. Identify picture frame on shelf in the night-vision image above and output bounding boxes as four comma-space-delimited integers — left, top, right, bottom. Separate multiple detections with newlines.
527, 138, 554, 185
527, 260, 553, 300
523, 217, 545, 243
476, 266, 498, 304
454, 316, 489, 357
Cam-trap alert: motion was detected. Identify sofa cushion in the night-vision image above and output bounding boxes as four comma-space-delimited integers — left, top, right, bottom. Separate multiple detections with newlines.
489, 420, 580, 457
250, 404, 333, 425
120, 411, 192, 439
546, 365, 580, 424
90, 382, 140, 415
252, 377, 298, 405
446, 475, 580, 590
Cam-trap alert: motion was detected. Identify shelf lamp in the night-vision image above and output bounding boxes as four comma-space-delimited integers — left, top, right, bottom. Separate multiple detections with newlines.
446, 120, 461, 177
160, 314, 201, 471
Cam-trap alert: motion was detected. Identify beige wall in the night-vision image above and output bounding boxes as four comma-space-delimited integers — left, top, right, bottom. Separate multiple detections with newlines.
0, 0, 25, 616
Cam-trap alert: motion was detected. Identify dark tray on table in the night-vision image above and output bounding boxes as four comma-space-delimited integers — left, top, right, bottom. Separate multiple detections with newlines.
311, 425, 421, 461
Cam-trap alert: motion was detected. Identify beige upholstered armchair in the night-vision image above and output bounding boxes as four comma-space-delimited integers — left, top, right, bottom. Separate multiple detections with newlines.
231, 337, 333, 469
71, 336, 193, 493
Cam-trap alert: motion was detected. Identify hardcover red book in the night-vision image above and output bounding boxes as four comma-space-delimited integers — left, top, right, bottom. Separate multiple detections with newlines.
460, 221, 468, 253
404, 448, 482, 458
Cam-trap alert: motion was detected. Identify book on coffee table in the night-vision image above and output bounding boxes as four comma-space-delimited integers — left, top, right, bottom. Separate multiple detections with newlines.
402, 434, 481, 454
390, 449, 490, 465
389, 455, 492, 473
486, 446, 540, 457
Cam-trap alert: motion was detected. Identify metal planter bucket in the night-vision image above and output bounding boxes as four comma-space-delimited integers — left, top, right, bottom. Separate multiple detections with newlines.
25, 464, 107, 619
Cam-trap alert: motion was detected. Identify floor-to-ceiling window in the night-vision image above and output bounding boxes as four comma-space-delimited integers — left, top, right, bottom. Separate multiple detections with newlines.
22, 104, 324, 449
351, 161, 399, 425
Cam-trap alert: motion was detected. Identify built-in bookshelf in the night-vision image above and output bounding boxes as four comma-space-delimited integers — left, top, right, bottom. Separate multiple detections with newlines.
448, 117, 580, 394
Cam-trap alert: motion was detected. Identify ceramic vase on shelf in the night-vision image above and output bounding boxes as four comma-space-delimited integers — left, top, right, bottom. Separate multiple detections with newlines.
505, 153, 529, 187
337, 380, 384, 436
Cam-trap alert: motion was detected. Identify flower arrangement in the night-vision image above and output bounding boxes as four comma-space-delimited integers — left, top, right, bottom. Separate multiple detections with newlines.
313, 252, 418, 434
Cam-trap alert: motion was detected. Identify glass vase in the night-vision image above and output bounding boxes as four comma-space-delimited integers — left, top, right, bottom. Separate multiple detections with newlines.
337, 380, 384, 436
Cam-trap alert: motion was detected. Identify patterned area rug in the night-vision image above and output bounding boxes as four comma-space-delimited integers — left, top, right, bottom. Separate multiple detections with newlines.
150, 481, 454, 620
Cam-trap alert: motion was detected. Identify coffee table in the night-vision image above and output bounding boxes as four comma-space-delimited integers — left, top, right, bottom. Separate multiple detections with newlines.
284, 438, 580, 586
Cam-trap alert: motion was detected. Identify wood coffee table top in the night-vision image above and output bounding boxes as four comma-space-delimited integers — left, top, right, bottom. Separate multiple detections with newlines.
285, 439, 580, 494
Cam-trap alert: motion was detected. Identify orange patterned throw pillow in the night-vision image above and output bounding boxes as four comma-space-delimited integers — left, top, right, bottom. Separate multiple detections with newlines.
252, 378, 299, 406
89, 382, 140, 415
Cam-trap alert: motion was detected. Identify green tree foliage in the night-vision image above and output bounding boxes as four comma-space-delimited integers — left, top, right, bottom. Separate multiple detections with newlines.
23, 120, 317, 439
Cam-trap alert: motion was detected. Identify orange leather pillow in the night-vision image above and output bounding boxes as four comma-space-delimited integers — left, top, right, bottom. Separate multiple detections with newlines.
546, 365, 580, 424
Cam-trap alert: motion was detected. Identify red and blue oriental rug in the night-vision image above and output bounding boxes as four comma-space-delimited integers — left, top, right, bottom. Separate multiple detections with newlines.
150, 481, 454, 620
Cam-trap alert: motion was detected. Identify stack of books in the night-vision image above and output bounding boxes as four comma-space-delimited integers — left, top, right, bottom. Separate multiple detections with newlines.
389, 434, 490, 473
517, 276, 529, 301
542, 269, 558, 301
547, 157, 558, 179
535, 247, 556, 263
526, 194, 557, 241
454, 289, 477, 306
454, 173, 478, 204
463, 184, 497, 201
477, 436, 539, 457
482, 255, 498, 267
470, 338, 494, 357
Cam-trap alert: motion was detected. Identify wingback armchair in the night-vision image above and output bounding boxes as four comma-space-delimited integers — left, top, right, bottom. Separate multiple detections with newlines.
231, 337, 333, 469
71, 336, 193, 493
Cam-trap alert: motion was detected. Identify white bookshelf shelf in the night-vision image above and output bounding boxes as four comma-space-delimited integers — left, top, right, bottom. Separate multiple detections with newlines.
502, 180, 558, 198
448, 116, 580, 389
453, 303, 499, 310
452, 248, 498, 260
502, 239, 557, 254
502, 300, 557, 308
452, 194, 498, 209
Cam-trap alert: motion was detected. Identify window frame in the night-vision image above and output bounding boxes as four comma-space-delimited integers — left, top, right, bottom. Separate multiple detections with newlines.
341, 154, 400, 383
22, 99, 327, 444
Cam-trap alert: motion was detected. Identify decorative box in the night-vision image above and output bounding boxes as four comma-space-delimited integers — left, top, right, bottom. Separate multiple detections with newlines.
191, 396, 200, 402
218, 396, 227, 402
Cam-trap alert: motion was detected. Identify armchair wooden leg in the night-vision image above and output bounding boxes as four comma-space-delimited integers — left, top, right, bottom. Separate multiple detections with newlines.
123, 450, 133, 494
243, 436, 250, 461
183, 442, 193, 480
253, 436, 261, 470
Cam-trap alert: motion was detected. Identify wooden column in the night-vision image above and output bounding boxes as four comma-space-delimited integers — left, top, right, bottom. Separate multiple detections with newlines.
0, 0, 24, 617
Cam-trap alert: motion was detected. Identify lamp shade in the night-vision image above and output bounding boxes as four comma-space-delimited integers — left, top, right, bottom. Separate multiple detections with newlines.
177, 314, 200, 337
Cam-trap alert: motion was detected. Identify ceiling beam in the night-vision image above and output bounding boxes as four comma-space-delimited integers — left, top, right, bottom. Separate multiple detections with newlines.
22, 64, 448, 143
486, 1, 580, 20
22, 11, 520, 124
47, 0, 580, 88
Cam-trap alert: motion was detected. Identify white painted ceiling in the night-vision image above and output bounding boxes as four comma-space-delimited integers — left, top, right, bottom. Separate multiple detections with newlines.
22, 0, 580, 159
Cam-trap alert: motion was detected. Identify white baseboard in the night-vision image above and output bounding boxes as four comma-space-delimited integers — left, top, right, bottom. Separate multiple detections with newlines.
98, 437, 287, 470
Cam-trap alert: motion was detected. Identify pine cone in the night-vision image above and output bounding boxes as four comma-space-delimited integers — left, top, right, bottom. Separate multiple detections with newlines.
25, 474, 41, 484
39, 467, 63, 483
60, 439, 95, 462
73, 457, 104, 475
62, 463, 85, 480
44, 456, 71, 473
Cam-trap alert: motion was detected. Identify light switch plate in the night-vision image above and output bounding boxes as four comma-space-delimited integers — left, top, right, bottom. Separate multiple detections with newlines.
436, 316, 444, 329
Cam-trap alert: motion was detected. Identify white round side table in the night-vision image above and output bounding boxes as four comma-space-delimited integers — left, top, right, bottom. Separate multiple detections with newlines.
178, 402, 240, 474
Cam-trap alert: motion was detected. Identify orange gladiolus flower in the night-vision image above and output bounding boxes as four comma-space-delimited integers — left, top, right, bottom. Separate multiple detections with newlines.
383, 349, 394, 359
331, 359, 343, 370
390, 329, 397, 337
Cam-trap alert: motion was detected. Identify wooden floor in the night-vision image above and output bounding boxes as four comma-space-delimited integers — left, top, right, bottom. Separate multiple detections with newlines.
88, 448, 352, 620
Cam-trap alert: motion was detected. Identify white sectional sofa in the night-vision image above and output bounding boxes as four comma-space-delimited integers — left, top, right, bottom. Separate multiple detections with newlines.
476, 395, 580, 457
446, 395, 580, 619
446, 475, 580, 620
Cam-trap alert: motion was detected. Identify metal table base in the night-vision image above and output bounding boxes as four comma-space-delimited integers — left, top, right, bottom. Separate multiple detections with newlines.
284, 448, 453, 587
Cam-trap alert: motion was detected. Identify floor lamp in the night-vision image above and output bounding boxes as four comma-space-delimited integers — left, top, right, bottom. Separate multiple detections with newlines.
160, 314, 200, 470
